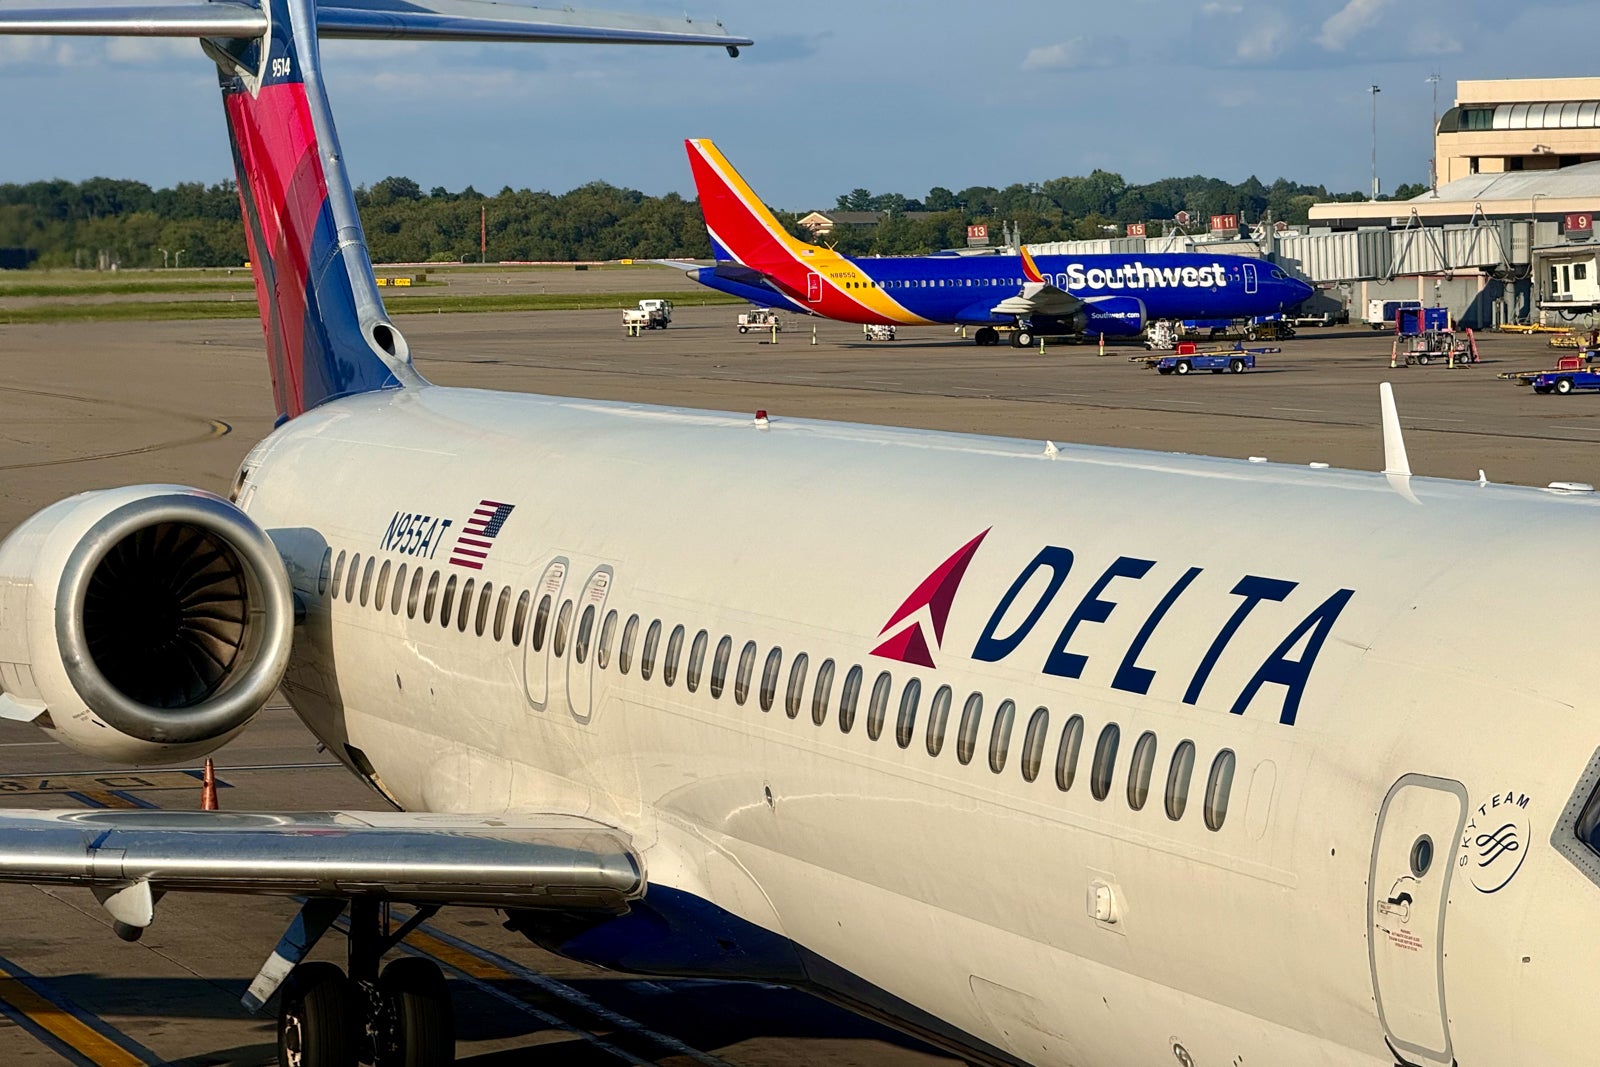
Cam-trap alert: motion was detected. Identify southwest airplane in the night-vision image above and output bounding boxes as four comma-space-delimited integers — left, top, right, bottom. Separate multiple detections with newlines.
682, 139, 1314, 347
0, 4, 1596, 1067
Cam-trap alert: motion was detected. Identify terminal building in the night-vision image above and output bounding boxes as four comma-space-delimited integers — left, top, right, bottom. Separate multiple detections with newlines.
1021, 77, 1599, 329
1303, 77, 1600, 327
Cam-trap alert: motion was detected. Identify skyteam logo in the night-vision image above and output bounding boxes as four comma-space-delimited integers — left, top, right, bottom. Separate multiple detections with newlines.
871, 529, 989, 668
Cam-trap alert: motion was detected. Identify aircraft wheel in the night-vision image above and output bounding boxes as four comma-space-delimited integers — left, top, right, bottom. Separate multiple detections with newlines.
1175, 360, 1191, 375
1229, 358, 1245, 373
975, 327, 998, 346
1556, 377, 1575, 395
278, 962, 359, 1067
1013, 330, 1033, 348
375, 958, 455, 1067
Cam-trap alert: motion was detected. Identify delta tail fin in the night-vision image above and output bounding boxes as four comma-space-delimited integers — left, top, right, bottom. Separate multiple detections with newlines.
0, 1, 752, 424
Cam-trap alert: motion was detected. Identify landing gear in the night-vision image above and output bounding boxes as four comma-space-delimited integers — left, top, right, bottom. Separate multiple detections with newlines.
274, 902, 454, 1067
1012, 328, 1033, 348
278, 962, 359, 1067
974, 326, 999, 347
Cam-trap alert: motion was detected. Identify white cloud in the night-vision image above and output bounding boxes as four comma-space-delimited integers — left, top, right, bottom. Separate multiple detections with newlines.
1318, 0, 1392, 51
1200, 2, 1244, 13
1236, 21, 1289, 62
0, 37, 76, 68
105, 37, 193, 65
1021, 35, 1128, 72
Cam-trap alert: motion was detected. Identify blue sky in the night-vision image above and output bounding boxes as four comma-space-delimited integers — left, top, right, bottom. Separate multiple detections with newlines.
0, 0, 1596, 212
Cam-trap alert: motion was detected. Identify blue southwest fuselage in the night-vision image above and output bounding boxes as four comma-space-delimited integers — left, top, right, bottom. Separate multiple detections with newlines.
690, 250, 1314, 336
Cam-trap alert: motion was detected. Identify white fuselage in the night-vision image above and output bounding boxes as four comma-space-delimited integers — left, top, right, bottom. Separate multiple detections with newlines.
238, 383, 1600, 1067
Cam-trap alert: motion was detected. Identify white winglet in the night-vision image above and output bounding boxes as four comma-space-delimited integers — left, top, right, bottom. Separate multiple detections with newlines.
1380, 383, 1411, 477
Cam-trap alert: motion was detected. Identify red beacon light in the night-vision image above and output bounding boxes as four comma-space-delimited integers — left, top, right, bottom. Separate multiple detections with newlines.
754, 409, 769, 427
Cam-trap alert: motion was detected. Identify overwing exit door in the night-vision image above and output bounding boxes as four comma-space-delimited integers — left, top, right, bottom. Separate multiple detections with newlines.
565, 567, 612, 724
1367, 774, 1467, 1067
521, 557, 567, 711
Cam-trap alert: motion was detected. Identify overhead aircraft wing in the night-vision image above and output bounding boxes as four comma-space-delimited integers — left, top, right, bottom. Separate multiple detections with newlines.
0, 0, 754, 51
0, 808, 642, 911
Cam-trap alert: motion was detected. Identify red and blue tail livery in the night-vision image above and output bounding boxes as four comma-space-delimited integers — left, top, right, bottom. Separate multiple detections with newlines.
685, 138, 1315, 347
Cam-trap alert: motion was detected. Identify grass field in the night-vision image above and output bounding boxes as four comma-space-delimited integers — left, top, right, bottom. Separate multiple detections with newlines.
0, 289, 742, 324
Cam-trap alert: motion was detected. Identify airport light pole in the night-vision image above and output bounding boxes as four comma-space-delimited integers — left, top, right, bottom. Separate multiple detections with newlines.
1427, 73, 1441, 197
158, 247, 169, 269
1369, 85, 1382, 199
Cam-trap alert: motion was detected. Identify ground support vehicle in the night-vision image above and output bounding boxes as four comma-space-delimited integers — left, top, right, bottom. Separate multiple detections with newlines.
1391, 309, 1477, 366
737, 309, 782, 333
1501, 354, 1600, 389
1291, 310, 1349, 327
1155, 352, 1256, 375
862, 324, 897, 341
1367, 298, 1422, 329
624, 300, 671, 332
637, 298, 673, 325
1530, 368, 1600, 394
1145, 316, 1292, 350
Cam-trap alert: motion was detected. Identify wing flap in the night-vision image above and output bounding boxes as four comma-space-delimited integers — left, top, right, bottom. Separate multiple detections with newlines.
991, 281, 1081, 318
0, 809, 642, 909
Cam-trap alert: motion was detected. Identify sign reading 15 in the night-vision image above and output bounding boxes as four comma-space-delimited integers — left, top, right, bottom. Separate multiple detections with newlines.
270, 57, 293, 79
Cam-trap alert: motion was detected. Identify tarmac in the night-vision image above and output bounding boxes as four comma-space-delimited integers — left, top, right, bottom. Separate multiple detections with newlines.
0, 294, 1593, 1064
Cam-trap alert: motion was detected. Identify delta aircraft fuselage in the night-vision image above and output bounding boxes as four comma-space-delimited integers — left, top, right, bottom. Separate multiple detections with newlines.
237, 381, 1600, 1067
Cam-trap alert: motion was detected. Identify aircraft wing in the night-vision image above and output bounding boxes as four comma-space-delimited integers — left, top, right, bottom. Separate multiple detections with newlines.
0, 808, 642, 912
0, 0, 754, 50
989, 281, 1082, 319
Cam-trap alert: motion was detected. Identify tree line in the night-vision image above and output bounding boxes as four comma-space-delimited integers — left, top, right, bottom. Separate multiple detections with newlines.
0, 170, 1424, 269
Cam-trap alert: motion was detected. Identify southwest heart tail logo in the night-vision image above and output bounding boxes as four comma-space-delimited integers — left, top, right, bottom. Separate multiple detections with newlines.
871, 529, 990, 668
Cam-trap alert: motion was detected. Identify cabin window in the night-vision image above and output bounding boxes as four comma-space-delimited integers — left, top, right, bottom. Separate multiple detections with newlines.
511, 591, 531, 645
760, 647, 783, 711
812, 659, 835, 726
662, 624, 685, 685
1166, 740, 1196, 821
956, 692, 984, 766
359, 556, 375, 607
1091, 723, 1120, 801
685, 630, 709, 691
456, 579, 475, 632
838, 665, 863, 733
1205, 749, 1237, 831
553, 600, 575, 656
423, 571, 441, 623
345, 553, 361, 604
735, 640, 757, 705
531, 594, 552, 651
618, 614, 640, 674
785, 652, 809, 718
640, 619, 662, 680
474, 582, 493, 637
867, 671, 892, 740
710, 635, 732, 697
374, 560, 391, 610
596, 609, 618, 668
988, 699, 1016, 774
895, 678, 922, 749
493, 586, 512, 641
1020, 706, 1048, 783
926, 685, 953, 758
439, 574, 457, 626
391, 564, 407, 615
1057, 714, 1085, 792
318, 549, 332, 596
407, 567, 425, 620
1128, 730, 1157, 811
575, 604, 597, 663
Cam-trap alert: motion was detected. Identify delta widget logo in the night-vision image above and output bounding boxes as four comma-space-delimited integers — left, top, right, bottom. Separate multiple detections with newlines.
870, 529, 989, 669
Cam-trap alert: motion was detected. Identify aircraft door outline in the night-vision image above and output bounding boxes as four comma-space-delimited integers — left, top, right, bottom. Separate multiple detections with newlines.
1243, 262, 1258, 295
1367, 773, 1467, 1067
521, 557, 568, 711
807, 272, 822, 303
565, 566, 613, 724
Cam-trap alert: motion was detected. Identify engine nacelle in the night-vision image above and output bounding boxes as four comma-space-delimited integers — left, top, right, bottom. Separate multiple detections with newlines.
1073, 296, 1147, 337
0, 486, 293, 765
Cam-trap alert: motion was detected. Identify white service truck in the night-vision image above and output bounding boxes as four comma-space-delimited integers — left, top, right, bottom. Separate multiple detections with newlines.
625, 299, 672, 330
738, 309, 782, 333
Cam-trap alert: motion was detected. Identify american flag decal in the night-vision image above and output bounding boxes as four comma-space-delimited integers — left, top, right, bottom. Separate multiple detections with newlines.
449, 500, 515, 569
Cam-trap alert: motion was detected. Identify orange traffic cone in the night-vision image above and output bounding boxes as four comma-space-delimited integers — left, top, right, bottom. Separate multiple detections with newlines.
201, 758, 218, 811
